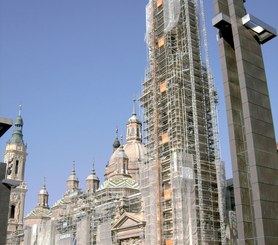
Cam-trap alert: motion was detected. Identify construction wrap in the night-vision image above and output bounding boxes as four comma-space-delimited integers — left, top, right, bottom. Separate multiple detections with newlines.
145, 1, 153, 47
171, 152, 198, 245
163, 0, 181, 33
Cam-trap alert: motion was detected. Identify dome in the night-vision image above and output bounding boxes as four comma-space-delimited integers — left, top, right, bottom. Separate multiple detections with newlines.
105, 141, 145, 181
108, 142, 145, 166
99, 176, 139, 190
86, 172, 99, 181
39, 188, 48, 195
67, 174, 78, 181
124, 141, 145, 163
113, 137, 120, 149
25, 207, 51, 220
127, 114, 141, 124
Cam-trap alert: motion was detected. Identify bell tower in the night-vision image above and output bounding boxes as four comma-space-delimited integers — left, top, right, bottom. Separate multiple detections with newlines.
126, 99, 142, 143
3, 105, 28, 234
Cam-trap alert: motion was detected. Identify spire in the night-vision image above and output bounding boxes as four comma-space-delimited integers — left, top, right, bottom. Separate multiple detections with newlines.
91, 160, 95, 174
71, 160, 76, 176
9, 105, 24, 145
37, 177, 49, 209
87, 160, 99, 180
15, 104, 23, 128
67, 161, 78, 183
113, 127, 120, 150
88, 160, 98, 179
43, 176, 46, 189
67, 161, 79, 192
86, 160, 99, 193
120, 134, 124, 145
132, 98, 136, 116
126, 99, 142, 143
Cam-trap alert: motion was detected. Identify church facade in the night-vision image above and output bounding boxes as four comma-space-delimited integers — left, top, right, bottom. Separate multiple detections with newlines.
5, 103, 146, 245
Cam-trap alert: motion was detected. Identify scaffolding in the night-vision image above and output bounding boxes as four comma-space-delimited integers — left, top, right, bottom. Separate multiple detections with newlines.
140, 0, 225, 244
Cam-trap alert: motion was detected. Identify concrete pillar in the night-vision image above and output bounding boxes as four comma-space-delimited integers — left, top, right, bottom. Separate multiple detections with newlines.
213, 0, 278, 244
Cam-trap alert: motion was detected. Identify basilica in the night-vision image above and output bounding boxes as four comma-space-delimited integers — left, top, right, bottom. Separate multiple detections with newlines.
5, 102, 147, 245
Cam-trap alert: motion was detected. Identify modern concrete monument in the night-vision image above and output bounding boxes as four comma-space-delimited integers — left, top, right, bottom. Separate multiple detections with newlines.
213, 0, 278, 244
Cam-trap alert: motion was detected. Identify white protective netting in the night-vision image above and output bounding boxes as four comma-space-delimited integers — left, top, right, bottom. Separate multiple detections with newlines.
171, 152, 198, 245
145, 1, 153, 47
163, 0, 181, 33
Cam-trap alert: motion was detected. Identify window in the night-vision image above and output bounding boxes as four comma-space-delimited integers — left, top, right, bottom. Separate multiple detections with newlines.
15, 160, 19, 175
10, 205, 15, 219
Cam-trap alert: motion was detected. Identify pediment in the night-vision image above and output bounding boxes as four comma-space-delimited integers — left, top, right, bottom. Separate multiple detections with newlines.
112, 212, 144, 230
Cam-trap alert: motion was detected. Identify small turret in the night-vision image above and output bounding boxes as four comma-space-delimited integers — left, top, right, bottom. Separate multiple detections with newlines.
86, 160, 100, 193
37, 177, 49, 209
126, 99, 142, 143
115, 145, 130, 177
66, 161, 79, 192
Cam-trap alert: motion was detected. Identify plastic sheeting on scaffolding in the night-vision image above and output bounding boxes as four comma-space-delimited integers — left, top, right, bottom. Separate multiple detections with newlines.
140, 158, 158, 244
96, 221, 112, 245
24, 220, 56, 245
171, 151, 198, 245
145, 0, 181, 46
163, 0, 181, 33
145, 1, 153, 47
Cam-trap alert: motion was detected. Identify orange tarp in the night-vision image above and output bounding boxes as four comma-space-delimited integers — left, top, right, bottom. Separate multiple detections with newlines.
162, 132, 169, 144
166, 240, 173, 245
158, 36, 165, 48
160, 80, 167, 93
157, 0, 163, 7
164, 188, 171, 200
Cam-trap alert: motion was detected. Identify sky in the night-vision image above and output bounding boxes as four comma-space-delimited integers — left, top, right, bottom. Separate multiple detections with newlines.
0, 1, 277, 215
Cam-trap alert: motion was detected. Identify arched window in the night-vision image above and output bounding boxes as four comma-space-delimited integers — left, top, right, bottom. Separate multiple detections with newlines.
131, 128, 135, 136
15, 160, 19, 175
10, 205, 15, 219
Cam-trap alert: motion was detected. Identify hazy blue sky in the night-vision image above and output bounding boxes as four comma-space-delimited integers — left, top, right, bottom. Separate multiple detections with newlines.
1, 1, 277, 215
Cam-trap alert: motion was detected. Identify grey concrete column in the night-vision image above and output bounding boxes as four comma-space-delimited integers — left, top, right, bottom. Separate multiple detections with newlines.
213, 0, 278, 244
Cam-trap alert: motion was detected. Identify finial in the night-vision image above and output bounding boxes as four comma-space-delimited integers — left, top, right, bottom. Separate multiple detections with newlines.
113, 127, 121, 150
120, 134, 123, 145
132, 98, 136, 116
91, 160, 96, 174
72, 160, 76, 174
18, 104, 22, 116
43, 176, 46, 187
116, 127, 119, 138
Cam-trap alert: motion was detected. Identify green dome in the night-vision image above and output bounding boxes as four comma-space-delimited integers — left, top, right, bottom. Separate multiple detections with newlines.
9, 130, 24, 145
100, 176, 139, 190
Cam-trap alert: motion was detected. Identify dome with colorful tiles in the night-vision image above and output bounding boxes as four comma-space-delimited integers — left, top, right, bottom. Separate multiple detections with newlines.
25, 207, 51, 220
100, 176, 139, 190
